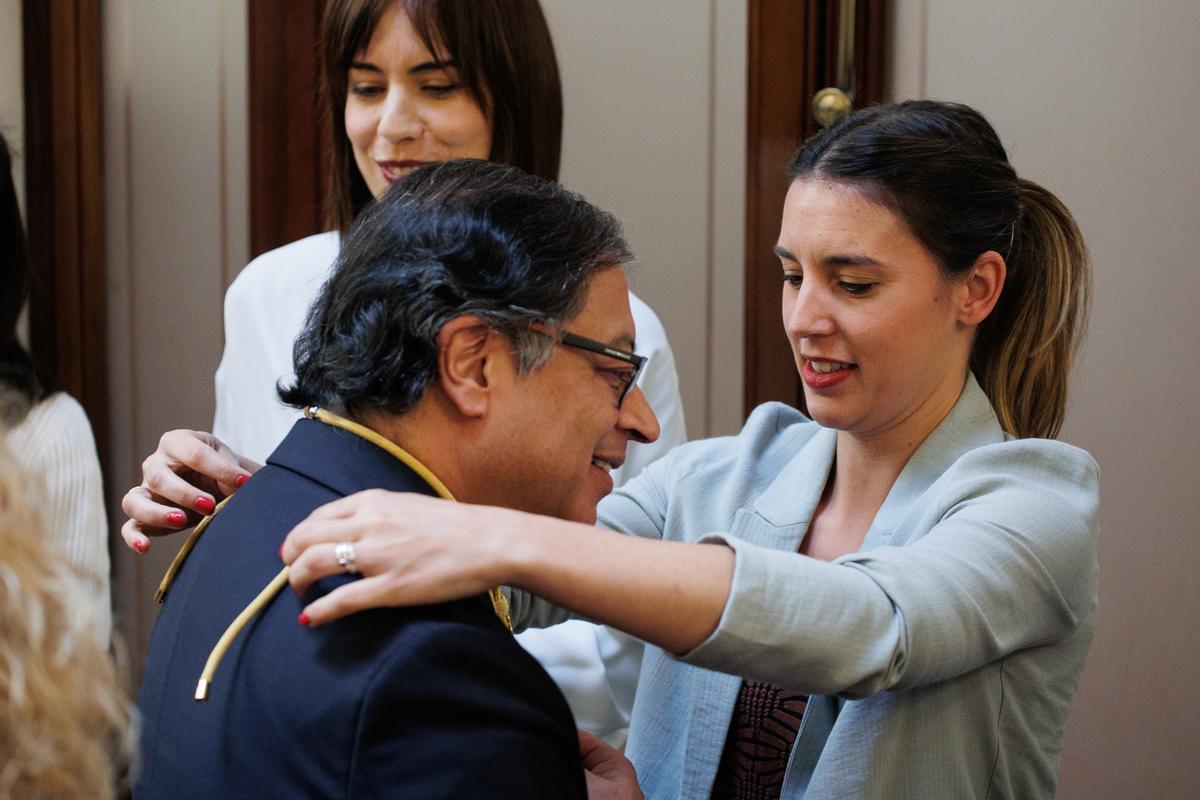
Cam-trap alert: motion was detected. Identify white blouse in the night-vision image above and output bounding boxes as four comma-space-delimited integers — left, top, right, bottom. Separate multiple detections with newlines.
7, 391, 112, 645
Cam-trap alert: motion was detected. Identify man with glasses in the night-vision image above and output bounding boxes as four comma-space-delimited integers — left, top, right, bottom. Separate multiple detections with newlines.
135, 160, 656, 799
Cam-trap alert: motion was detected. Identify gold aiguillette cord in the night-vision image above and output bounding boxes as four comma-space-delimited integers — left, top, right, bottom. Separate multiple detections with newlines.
155, 407, 512, 702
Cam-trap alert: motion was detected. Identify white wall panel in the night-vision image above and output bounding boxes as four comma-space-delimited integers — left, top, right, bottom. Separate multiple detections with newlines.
542, 0, 746, 437
891, 2, 1200, 795
104, 0, 248, 659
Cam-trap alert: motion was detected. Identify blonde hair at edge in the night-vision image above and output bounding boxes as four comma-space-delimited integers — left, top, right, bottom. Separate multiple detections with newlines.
0, 434, 135, 798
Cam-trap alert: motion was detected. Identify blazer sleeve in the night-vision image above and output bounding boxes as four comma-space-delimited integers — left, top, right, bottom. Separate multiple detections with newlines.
681, 439, 1100, 698
506, 452, 676, 633
351, 622, 587, 799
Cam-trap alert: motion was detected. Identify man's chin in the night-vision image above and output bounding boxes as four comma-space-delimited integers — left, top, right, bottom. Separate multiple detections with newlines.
562, 507, 599, 525
557, 498, 600, 526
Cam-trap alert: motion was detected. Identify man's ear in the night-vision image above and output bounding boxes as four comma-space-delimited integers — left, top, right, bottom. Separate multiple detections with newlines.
957, 250, 1007, 326
436, 316, 509, 418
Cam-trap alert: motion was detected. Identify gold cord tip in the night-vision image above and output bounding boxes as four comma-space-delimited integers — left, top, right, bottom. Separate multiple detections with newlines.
194, 679, 210, 702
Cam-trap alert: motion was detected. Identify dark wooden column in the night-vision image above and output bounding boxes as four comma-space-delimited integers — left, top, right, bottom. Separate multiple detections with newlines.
22, 0, 109, 458
248, 0, 330, 261
744, 0, 888, 416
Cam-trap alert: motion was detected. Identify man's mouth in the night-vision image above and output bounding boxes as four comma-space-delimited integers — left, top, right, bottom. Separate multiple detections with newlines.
591, 457, 616, 472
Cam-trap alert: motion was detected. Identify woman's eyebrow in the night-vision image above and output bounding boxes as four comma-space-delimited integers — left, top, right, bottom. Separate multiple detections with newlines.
826, 254, 884, 267
774, 244, 885, 268
408, 60, 457, 76
347, 60, 457, 76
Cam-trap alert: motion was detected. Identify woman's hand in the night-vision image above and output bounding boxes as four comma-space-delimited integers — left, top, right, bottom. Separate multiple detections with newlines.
282, 490, 517, 626
120, 429, 257, 553
579, 730, 643, 800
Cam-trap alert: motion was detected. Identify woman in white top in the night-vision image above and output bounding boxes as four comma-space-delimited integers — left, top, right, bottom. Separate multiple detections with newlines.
1, 131, 110, 646
122, 0, 685, 741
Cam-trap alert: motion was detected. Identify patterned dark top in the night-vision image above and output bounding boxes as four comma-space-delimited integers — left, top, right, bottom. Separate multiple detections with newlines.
710, 680, 809, 800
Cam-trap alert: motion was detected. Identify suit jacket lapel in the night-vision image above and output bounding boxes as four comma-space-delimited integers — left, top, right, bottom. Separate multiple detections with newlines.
267, 418, 438, 500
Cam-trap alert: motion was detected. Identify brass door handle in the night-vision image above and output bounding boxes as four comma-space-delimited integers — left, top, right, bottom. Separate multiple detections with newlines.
812, 87, 852, 129
811, 0, 856, 128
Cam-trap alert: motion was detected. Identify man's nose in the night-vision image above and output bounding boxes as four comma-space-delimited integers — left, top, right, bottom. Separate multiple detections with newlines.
619, 385, 660, 445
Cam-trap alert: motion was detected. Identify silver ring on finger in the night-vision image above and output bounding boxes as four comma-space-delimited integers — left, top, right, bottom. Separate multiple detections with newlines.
334, 540, 359, 575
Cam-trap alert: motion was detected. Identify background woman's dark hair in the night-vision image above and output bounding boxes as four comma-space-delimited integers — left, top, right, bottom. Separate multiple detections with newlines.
320, 0, 563, 233
789, 100, 1090, 439
279, 159, 631, 418
1, 131, 57, 423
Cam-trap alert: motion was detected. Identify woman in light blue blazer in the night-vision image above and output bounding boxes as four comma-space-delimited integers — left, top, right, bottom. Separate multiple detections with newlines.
145, 101, 1099, 798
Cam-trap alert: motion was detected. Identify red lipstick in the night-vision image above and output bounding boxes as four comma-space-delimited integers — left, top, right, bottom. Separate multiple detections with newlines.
801, 359, 855, 390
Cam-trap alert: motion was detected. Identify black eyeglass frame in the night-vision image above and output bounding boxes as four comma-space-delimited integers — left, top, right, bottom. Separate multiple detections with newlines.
557, 331, 647, 408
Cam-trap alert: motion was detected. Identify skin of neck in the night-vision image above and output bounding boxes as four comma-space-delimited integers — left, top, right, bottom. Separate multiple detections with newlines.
353, 390, 487, 504
826, 364, 970, 524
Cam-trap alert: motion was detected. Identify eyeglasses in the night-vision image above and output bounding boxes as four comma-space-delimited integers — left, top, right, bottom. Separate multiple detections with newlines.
557, 331, 646, 408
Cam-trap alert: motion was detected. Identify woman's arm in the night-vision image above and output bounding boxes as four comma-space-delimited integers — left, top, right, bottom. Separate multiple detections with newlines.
282, 490, 734, 655
283, 437, 1098, 696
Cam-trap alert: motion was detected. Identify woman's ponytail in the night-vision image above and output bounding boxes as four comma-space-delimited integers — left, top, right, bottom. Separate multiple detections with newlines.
971, 179, 1090, 438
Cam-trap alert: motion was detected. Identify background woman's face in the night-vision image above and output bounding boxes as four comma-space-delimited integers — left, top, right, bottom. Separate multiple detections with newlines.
776, 179, 975, 442
345, 3, 492, 198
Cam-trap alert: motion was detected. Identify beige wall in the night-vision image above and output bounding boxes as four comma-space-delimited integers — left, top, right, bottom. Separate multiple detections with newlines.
541, 0, 747, 438
1, 0, 23, 208
1, 0, 26, 346
891, 1, 1200, 796
103, 0, 248, 657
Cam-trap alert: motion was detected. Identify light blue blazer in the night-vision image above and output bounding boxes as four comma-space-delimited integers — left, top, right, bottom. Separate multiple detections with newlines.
513, 375, 1099, 799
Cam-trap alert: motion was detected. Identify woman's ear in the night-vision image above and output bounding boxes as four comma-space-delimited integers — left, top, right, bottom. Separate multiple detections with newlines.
436, 316, 508, 418
957, 250, 1007, 326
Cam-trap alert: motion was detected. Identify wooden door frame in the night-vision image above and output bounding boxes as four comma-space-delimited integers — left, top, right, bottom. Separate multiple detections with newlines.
21, 0, 109, 458
248, 0, 329, 261
744, 0, 888, 415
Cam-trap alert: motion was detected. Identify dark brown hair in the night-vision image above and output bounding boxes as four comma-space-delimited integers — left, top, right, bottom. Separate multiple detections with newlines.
320, 0, 563, 233
1, 131, 56, 416
789, 100, 1090, 439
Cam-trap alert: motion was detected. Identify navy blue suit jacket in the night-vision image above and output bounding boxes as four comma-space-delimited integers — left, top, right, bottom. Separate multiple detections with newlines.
136, 418, 586, 799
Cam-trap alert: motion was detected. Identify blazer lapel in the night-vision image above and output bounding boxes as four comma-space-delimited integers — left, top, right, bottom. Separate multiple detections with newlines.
862, 373, 1006, 549
737, 425, 838, 551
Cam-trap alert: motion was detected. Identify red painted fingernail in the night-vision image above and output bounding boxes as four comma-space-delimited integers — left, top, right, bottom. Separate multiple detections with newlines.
234, 473, 250, 488
166, 511, 186, 526
298, 612, 311, 626
195, 496, 216, 514
134, 539, 149, 554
